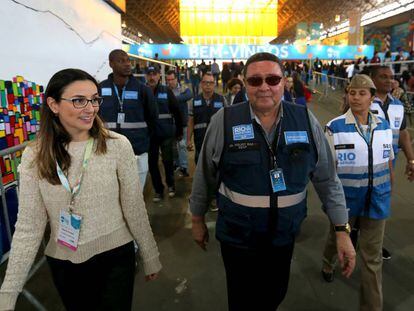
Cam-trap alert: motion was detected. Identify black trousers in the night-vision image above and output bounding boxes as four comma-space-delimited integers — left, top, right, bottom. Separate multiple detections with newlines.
148, 136, 175, 194
47, 242, 135, 311
221, 242, 295, 311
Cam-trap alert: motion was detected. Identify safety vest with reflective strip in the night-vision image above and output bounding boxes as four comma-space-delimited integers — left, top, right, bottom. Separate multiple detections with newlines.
370, 94, 404, 157
192, 93, 225, 152
327, 113, 392, 219
99, 74, 150, 155
153, 84, 175, 138
216, 101, 317, 248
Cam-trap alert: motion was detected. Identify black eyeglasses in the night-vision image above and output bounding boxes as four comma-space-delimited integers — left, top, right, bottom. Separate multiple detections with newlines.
246, 75, 283, 87
60, 97, 103, 109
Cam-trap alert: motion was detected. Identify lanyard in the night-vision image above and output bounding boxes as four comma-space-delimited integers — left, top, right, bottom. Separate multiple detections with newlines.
57, 138, 94, 209
113, 83, 127, 112
255, 109, 283, 169
354, 113, 372, 144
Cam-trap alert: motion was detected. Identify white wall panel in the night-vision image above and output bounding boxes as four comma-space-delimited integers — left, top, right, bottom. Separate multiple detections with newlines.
0, 0, 122, 85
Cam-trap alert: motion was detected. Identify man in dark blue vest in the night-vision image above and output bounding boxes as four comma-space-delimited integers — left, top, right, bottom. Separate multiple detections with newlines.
146, 66, 183, 202
100, 49, 158, 190
189, 52, 356, 311
187, 71, 225, 164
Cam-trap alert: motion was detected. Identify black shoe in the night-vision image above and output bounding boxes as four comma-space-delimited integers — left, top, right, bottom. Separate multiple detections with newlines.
321, 269, 335, 283
180, 168, 189, 177
153, 192, 164, 202
382, 248, 391, 260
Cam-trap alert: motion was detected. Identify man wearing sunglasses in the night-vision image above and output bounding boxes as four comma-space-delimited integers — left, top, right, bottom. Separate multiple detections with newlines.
189, 52, 356, 310
100, 49, 158, 191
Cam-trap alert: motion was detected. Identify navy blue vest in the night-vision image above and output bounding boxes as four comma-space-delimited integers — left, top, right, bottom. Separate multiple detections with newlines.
193, 93, 224, 151
100, 75, 150, 155
154, 84, 175, 138
216, 101, 317, 248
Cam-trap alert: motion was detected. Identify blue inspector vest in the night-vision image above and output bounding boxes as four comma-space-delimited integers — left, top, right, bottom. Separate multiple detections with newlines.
370, 94, 404, 157
154, 84, 175, 138
216, 101, 317, 248
193, 93, 224, 152
100, 75, 149, 155
327, 113, 393, 219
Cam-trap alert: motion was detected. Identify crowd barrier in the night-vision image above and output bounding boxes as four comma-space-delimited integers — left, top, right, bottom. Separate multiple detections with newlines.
0, 142, 46, 311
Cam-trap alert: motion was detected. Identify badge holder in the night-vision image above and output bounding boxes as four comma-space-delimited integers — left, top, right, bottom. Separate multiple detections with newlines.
117, 112, 125, 124
270, 168, 287, 193
57, 208, 82, 251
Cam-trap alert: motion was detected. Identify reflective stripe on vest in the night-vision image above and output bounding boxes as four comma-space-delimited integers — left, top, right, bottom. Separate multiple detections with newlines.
106, 122, 147, 129
194, 123, 208, 129
218, 183, 306, 208
159, 113, 172, 119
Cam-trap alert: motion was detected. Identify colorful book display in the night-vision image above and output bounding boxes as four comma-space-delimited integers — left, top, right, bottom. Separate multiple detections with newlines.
0, 76, 43, 185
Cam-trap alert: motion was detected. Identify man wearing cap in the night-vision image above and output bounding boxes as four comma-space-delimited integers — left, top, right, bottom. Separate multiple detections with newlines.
189, 52, 355, 310
321, 74, 393, 311
146, 66, 183, 202
100, 49, 158, 190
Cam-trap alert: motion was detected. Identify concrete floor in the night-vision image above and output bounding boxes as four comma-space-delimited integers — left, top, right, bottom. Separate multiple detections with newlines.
1, 85, 414, 310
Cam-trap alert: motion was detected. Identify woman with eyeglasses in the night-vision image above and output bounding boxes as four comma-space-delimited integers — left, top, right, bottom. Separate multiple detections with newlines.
0, 69, 161, 311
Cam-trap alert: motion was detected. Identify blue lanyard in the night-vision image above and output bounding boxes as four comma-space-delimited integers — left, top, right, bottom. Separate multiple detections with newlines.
113, 83, 127, 112
354, 113, 372, 144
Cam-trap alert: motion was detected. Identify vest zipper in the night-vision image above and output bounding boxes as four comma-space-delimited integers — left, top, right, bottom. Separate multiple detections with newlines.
365, 129, 374, 217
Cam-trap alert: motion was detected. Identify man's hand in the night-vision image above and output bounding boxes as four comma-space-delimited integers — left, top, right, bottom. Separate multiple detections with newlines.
187, 141, 194, 151
145, 273, 159, 281
192, 216, 209, 250
335, 232, 356, 278
405, 161, 414, 182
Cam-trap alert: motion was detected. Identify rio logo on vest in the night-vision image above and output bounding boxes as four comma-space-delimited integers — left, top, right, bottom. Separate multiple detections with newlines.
232, 124, 255, 141
337, 152, 356, 164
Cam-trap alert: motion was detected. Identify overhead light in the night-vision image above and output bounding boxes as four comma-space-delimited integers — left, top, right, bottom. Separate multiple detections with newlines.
320, 23, 324, 29
335, 15, 340, 22
149, 38, 153, 44
121, 21, 126, 28
138, 32, 143, 37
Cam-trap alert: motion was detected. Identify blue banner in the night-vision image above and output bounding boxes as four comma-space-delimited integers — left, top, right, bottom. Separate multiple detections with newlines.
124, 44, 374, 60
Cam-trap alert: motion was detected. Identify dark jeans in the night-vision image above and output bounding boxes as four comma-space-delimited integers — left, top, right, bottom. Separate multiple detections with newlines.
47, 242, 135, 311
149, 136, 175, 194
191, 79, 200, 96
221, 242, 295, 311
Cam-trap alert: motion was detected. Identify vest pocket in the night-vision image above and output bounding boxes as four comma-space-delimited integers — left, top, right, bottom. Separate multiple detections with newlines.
225, 150, 261, 165
216, 202, 252, 246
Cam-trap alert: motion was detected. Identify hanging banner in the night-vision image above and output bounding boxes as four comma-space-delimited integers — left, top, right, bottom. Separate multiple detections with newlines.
296, 22, 309, 41
124, 44, 375, 60
310, 23, 322, 42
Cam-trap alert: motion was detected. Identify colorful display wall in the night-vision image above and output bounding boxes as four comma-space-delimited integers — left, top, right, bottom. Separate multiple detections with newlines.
0, 76, 42, 185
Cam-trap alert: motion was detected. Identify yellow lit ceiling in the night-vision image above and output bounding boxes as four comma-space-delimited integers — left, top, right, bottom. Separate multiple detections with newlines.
179, 0, 278, 45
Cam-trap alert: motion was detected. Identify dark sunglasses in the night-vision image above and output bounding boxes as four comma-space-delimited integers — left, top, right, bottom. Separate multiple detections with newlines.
246, 75, 282, 87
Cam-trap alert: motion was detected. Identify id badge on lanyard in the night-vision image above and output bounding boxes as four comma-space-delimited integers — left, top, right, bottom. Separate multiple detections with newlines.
57, 211, 82, 251
114, 83, 127, 124
270, 168, 287, 192
56, 138, 93, 251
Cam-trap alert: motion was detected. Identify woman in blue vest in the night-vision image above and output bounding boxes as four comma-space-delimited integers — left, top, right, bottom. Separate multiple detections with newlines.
321, 74, 394, 311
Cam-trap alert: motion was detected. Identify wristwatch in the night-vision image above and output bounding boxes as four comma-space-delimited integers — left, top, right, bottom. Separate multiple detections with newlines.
334, 223, 351, 234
